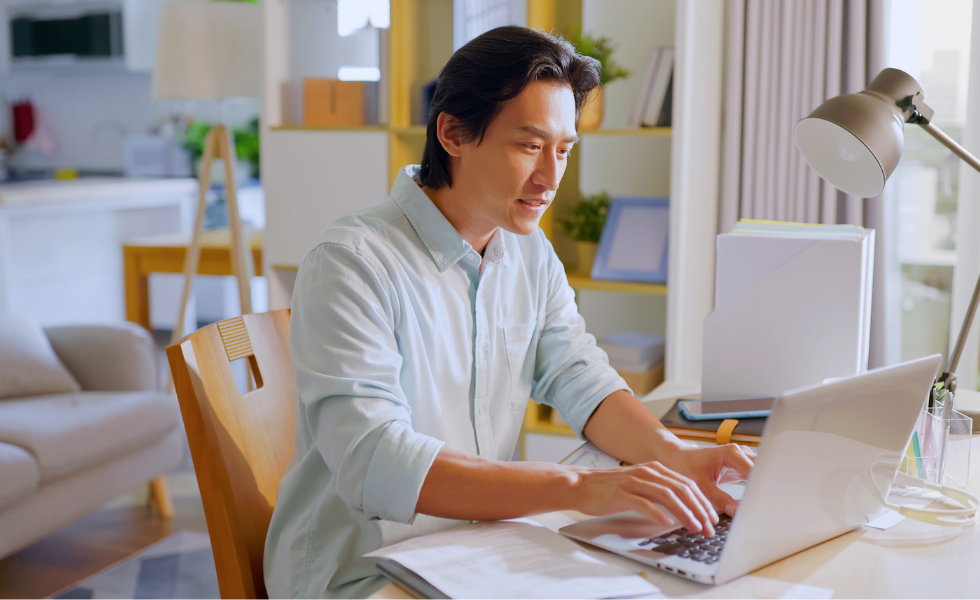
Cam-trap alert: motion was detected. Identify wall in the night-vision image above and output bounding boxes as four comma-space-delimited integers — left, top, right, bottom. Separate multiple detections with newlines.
0, 0, 260, 173
0, 70, 259, 172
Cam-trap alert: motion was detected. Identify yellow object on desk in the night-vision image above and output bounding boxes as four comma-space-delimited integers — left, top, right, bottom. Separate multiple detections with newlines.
54, 168, 79, 179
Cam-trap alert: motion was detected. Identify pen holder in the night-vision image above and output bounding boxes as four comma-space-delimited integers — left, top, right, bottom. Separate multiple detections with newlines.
900, 405, 972, 489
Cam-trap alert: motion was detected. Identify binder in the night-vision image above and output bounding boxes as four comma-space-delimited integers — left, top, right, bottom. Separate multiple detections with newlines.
701, 222, 874, 400
660, 400, 763, 446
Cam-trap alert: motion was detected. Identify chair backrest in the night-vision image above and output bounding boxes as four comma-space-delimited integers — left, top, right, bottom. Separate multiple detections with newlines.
166, 309, 295, 599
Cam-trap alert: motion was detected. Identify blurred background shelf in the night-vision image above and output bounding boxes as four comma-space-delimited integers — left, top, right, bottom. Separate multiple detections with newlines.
566, 273, 668, 295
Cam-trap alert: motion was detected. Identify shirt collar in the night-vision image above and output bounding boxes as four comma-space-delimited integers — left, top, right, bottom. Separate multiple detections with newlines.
391, 165, 507, 272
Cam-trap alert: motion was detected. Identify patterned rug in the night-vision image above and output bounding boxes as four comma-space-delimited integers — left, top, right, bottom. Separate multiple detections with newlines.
50, 531, 220, 599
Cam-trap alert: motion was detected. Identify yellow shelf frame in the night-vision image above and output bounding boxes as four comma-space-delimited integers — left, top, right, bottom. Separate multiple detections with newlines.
566, 273, 667, 295
523, 403, 576, 437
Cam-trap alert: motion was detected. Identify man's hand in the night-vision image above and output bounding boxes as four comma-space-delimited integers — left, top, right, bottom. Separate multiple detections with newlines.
657, 443, 756, 518
569, 461, 720, 536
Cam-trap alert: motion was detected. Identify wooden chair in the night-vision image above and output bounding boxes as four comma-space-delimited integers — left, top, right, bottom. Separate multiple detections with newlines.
166, 309, 295, 599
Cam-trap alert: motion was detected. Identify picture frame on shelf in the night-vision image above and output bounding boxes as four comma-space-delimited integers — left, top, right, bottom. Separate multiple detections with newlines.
592, 197, 669, 284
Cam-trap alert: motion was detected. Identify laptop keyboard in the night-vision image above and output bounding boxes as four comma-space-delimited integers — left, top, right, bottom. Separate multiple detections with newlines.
637, 514, 732, 564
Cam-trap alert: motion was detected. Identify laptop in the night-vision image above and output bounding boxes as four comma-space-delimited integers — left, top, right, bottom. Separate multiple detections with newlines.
560, 354, 941, 585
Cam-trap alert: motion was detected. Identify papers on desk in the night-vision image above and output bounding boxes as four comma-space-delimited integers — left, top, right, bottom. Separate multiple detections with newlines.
702, 220, 875, 400
366, 518, 662, 599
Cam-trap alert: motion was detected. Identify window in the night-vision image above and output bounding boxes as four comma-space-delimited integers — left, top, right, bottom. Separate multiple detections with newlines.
883, 0, 973, 365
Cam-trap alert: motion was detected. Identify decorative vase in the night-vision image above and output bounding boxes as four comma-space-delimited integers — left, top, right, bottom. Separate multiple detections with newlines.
575, 241, 599, 276
578, 87, 604, 130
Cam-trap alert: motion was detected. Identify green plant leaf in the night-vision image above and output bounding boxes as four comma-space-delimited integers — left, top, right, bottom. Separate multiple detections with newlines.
558, 192, 612, 242
569, 30, 631, 86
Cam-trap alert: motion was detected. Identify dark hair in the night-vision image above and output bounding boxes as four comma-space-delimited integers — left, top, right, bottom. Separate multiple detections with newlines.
419, 26, 601, 189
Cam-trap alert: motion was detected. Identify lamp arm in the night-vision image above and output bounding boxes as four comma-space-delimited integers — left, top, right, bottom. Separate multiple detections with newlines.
919, 122, 980, 177
918, 122, 980, 377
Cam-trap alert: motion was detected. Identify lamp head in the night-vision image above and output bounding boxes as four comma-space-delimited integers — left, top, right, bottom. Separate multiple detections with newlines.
795, 68, 934, 197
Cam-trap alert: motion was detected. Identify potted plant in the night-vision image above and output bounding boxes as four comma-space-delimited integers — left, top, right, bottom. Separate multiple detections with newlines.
570, 31, 631, 129
558, 192, 611, 275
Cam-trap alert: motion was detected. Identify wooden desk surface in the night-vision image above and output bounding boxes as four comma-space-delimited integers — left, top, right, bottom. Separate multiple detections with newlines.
122, 227, 263, 331
373, 437, 980, 598
123, 227, 263, 250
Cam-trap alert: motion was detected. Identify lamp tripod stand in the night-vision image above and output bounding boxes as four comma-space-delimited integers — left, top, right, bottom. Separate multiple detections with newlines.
169, 123, 255, 371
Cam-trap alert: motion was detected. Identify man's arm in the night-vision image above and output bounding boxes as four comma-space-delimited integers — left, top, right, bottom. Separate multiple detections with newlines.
416, 444, 721, 535
582, 390, 756, 517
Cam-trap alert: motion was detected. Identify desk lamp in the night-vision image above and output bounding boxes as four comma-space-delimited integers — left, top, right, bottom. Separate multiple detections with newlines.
795, 67, 980, 418
152, 0, 260, 350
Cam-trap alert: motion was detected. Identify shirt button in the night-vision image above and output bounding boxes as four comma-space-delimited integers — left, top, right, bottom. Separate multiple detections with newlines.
478, 406, 486, 416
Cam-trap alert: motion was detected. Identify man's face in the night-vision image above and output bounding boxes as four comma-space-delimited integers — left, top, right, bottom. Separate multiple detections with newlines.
450, 80, 578, 237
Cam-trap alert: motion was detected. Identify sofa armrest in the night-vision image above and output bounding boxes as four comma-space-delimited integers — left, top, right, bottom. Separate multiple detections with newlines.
44, 323, 159, 392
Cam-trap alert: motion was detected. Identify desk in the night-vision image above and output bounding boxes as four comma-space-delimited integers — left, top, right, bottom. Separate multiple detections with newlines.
372, 434, 980, 598
122, 228, 262, 331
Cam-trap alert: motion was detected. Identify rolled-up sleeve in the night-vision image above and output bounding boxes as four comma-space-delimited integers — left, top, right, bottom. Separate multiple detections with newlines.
529, 239, 630, 438
291, 242, 444, 523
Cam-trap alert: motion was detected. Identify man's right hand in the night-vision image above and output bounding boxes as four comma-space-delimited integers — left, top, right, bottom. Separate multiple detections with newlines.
568, 461, 720, 536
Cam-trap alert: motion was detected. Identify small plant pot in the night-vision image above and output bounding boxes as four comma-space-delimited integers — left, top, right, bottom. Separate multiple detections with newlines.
578, 87, 604, 130
575, 241, 599, 276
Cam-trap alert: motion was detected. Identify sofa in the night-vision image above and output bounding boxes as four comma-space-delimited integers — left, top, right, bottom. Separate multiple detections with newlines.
0, 316, 184, 559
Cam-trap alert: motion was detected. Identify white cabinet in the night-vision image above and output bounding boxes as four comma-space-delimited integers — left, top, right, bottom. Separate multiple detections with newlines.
0, 179, 195, 326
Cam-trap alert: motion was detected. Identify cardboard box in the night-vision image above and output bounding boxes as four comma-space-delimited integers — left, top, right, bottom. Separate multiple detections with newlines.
618, 361, 665, 397
304, 79, 369, 127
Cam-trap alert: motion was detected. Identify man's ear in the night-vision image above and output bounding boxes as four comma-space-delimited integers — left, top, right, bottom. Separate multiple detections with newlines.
435, 112, 466, 158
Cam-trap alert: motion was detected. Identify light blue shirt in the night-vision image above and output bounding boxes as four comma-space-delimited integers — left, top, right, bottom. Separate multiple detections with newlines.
264, 165, 629, 598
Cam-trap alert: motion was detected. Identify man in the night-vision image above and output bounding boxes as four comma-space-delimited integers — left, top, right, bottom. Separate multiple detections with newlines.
264, 26, 754, 598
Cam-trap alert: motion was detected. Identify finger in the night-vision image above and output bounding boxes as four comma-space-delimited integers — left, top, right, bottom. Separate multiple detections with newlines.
632, 480, 702, 534
650, 463, 718, 528
626, 496, 674, 528
702, 480, 738, 517
723, 444, 755, 479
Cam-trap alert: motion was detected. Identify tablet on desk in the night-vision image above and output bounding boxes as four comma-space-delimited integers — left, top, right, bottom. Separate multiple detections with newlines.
677, 397, 775, 421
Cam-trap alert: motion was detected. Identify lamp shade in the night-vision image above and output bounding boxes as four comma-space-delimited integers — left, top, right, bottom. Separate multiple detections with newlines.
795, 68, 931, 198
152, 1, 260, 101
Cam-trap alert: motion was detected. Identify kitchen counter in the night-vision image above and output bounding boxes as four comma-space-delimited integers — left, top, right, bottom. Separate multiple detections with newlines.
0, 177, 197, 206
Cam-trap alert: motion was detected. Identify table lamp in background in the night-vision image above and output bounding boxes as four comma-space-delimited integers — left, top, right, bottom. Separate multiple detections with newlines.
795, 67, 980, 426
152, 0, 260, 352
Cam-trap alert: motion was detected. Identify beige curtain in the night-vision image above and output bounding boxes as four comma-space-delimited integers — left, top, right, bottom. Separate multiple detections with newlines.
719, 0, 888, 366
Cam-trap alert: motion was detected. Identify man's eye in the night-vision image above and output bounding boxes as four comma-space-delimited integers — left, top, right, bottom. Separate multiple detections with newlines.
558, 148, 572, 156
524, 144, 541, 150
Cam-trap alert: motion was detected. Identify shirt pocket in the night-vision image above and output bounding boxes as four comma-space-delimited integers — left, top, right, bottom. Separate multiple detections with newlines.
503, 321, 536, 410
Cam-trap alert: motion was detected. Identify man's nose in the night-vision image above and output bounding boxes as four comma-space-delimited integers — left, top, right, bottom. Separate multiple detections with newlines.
532, 153, 562, 192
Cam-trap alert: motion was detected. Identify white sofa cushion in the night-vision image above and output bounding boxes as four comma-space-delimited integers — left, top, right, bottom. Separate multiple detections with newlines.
0, 315, 81, 400
0, 391, 180, 481
0, 442, 39, 508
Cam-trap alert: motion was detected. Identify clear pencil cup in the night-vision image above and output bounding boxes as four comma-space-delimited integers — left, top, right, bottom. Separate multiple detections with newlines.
900, 404, 972, 489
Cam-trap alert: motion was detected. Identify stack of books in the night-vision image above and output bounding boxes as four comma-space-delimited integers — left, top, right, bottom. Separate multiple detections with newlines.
627, 46, 674, 129
599, 332, 665, 396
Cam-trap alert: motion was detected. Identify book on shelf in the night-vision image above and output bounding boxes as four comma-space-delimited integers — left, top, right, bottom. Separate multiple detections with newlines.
627, 45, 674, 129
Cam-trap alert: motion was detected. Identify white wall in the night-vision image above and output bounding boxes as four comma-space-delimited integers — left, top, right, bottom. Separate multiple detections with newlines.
0, 0, 260, 173
262, 130, 389, 308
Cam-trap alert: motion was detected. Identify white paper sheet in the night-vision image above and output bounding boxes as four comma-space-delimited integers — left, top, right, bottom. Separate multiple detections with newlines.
366, 519, 662, 599
560, 441, 625, 469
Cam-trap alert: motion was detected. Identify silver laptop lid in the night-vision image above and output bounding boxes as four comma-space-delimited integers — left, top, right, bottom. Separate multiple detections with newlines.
715, 354, 941, 584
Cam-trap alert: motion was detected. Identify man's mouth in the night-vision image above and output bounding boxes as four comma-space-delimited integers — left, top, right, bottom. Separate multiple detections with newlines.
518, 199, 550, 207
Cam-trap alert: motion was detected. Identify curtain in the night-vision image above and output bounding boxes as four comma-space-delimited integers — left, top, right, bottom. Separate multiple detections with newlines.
719, 0, 888, 366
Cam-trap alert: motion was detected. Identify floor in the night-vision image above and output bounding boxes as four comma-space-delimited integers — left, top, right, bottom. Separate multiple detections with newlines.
0, 331, 209, 599
0, 473, 208, 599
